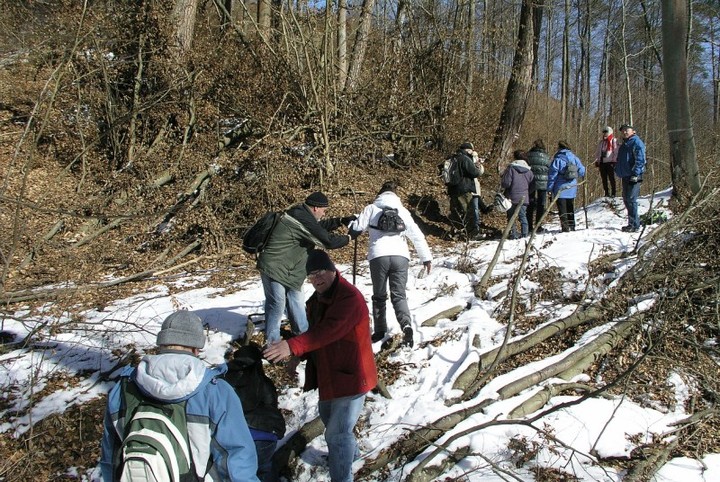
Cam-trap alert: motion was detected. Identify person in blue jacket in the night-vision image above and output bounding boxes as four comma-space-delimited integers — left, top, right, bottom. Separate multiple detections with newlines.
615, 124, 647, 232
548, 141, 586, 232
100, 310, 259, 482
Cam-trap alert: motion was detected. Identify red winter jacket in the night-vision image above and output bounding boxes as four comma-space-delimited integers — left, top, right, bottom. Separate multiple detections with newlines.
287, 272, 378, 401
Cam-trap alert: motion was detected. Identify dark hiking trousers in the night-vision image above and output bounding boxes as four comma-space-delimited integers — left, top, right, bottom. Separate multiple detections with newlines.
557, 198, 576, 232
369, 256, 411, 334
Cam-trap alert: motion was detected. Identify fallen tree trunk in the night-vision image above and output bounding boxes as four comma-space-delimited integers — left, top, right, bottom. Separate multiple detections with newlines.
420, 305, 465, 327
1, 241, 205, 304
446, 304, 606, 405
271, 417, 325, 479
360, 314, 643, 479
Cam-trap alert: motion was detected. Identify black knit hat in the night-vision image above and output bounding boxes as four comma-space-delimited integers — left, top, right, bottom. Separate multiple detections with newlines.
306, 249, 335, 274
459, 142, 474, 151
305, 192, 329, 207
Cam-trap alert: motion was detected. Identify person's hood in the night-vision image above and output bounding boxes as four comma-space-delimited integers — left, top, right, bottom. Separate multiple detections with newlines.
133, 352, 224, 402
509, 159, 531, 172
373, 191, 402, 209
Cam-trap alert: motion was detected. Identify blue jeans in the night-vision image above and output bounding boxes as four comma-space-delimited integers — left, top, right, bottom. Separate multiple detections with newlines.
506, 203, 528, 239
261, 273, 308, 344
318, 393, 366, 482
254, 439, 278, 482
622, 177, 641, 229
369, 256, 410, 333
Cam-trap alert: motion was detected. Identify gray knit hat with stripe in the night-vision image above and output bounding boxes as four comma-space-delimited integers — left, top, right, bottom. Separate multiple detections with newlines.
157, 310, 205, 349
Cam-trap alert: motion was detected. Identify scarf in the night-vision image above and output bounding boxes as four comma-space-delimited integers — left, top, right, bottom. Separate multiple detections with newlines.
603, 134, 614, 154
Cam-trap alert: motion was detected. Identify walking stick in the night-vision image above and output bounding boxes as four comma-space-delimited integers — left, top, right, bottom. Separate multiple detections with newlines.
582, 181, 589, 229
347, 187, 359, 285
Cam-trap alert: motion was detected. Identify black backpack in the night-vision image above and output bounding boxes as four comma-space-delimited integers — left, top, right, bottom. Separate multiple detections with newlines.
371, 207, 406, 233
242, 212, 283, 255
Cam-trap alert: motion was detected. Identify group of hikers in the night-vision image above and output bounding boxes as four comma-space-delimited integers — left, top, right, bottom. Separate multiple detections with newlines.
100, 124, 647, 482
446, 124, 647, 239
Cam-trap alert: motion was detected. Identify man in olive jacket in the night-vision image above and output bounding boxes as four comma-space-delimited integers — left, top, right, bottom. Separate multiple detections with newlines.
257, 192, 353, 344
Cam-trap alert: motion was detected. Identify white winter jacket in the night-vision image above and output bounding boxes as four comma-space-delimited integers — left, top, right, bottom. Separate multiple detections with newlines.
350, 192, 432, 263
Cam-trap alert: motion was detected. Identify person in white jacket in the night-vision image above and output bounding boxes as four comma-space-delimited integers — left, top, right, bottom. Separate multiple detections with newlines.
349, 181, 432, 348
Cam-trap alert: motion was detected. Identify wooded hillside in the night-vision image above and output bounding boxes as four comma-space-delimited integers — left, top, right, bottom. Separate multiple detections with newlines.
0, 1, 719, 480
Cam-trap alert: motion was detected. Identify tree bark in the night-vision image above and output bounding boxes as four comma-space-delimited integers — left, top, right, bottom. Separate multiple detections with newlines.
344, 0, 377, 92
171, 0, 200, 58
660, 0, 701, 201
489, 0, 535, 172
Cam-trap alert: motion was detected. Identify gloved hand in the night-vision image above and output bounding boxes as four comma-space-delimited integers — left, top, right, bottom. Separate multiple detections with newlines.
629, 176, 639, 184
340, 215, 358, 226
348, 228, 362, 240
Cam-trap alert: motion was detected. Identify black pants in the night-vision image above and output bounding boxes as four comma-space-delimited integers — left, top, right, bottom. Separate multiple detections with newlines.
557, 198, 576, 232
527, 189, 547, 231
598, 163, 616, 197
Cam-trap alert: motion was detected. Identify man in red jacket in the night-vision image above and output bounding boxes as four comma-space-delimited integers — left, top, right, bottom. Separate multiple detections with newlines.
264, 249, 377, 482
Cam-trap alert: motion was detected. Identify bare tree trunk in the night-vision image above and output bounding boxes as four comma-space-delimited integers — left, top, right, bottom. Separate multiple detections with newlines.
530, 0, 545, 85
257, 0, 271, 36
344, 0, 377, 92
171, 0, 200, 58
620, 0, 634, 124
660, 0, 700, 200
561, 0, 569, 129
489, 0, 535, 171
337, 0, 348, 90
463, 0, 475, 125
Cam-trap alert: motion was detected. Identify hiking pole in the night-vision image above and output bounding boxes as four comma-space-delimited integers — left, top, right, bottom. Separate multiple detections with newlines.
582, 181, 589, 229
347, 187, 359, 285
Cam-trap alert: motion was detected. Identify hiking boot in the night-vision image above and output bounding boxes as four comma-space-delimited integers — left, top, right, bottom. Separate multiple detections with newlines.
621, 225, 639, 232
401, 326, 414, 348
536, 226, 547, 234
371, 331, 386, 343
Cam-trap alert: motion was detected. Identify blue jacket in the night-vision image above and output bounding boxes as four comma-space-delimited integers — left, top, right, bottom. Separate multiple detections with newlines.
615, 134, 646, 179
101, 353, 259, 482
548, 149, 586, 199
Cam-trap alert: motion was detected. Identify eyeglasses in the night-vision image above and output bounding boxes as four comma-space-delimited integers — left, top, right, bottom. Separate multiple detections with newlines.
307, 270, 327, 279
602, 130, 609, 134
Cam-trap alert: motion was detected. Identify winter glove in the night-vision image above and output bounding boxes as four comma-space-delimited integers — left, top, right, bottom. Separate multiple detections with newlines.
348, 228, 363, 240
340, 215, 358, 227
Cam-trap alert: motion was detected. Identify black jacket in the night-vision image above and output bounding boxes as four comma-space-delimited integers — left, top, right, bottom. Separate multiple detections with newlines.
447, 150, 481, 196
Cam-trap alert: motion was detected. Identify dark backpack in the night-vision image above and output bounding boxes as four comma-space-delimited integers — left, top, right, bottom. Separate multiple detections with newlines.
242, 212, 283, 255
371, 207, 406, 233
439, 155, 463, 186
118, 379, 198, 482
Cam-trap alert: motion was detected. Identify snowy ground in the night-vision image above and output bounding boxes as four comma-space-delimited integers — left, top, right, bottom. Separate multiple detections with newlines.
1, 187, 718, 481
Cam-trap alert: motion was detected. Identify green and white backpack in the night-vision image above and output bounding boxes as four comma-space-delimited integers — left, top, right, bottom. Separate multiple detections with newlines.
118, 379, 198, 482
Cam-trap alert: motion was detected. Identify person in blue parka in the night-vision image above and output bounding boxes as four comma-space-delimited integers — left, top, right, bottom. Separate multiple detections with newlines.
101, 310, 260, 482
548, 141, 586, 232
615, 124, 647, 232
